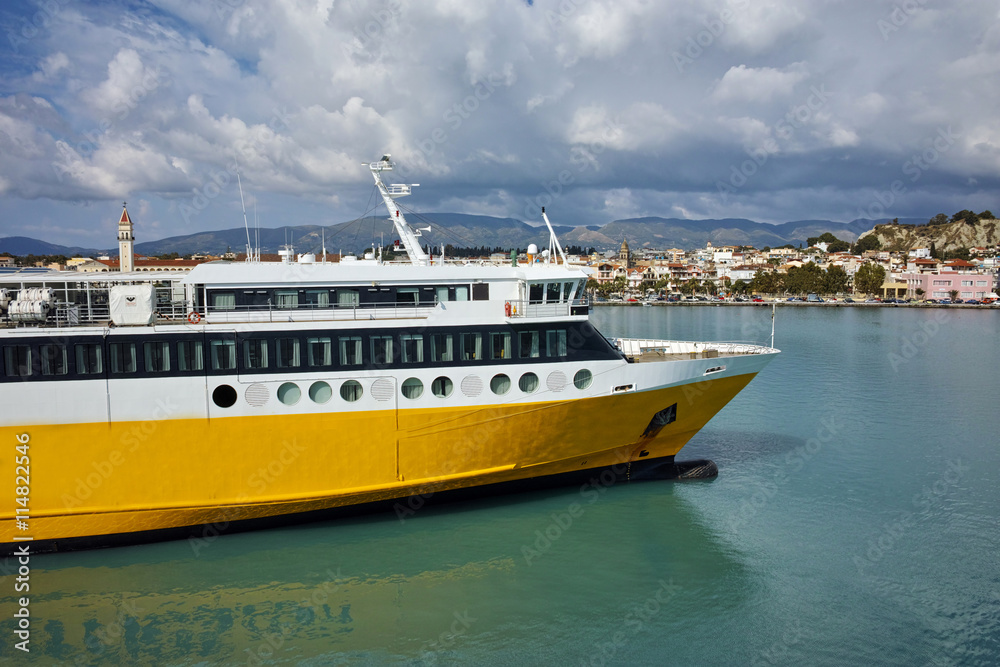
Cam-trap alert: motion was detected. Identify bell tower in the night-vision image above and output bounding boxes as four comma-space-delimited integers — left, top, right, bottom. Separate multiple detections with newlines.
117, 201, 134, 272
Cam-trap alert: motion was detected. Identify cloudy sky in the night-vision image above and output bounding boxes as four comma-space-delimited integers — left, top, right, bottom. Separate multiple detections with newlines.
1, 0, 998, 248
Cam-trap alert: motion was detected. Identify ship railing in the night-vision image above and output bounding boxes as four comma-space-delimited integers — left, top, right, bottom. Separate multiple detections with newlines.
615, 338, 774, 360
199, 303, 437, 324
505, 298, 590, 318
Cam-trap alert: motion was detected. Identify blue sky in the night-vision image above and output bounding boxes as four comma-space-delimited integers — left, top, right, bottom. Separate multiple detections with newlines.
1, 0, 998, 247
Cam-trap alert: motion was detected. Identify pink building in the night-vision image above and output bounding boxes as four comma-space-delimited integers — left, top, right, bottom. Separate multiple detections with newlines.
899, 272, 996, 299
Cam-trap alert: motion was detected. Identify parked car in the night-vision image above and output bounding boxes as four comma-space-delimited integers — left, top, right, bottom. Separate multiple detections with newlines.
965, 299, 981, 305
939, 299, 952, 304
751, 297, 764, 302
843, 297, 854, 303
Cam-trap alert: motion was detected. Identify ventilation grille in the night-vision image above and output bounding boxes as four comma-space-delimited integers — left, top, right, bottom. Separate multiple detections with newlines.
461, 375, 483, 397
546, 370, 567, 392
371, 378, 394, 401
245, 383, 269, 407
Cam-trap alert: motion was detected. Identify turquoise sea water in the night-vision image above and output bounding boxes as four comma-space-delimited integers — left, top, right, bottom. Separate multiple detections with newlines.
6, 305, 999, 665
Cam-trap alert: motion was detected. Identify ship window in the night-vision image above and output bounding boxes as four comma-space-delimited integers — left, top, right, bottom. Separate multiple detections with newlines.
460, 333, 482, 361
177, 340, 203, 371
455, 286, 469, 301
143, 341, 171, 373
401, 377, 423, 399
431, 376, 453, 398
528, 283, 543, 304
435, 287, 449, 303
210, 292, 236, 310
545, 329, 567, 357
564, 281, 576, 301
472, 283, 489, 301
518, 331, 540, 358
546, 282, 561, 303
490, 332, 511, 360
336, 289, 360, 306
431, 334, 453, 362
574, 369, 593, 390
109, 342, 137, 374
341, 380, 363, 402
309, 381, 332, 404
303, 289, 330, 308
276, 338, 301, 368
243, 339, 269, 370
39, 344, 68, 376
370, 335, 394, 366
275, 290, 298, 309
209, 339, 236, 370
339, 336, 362, 366
277, 382, 301, 405
401, 334, 424, 363
75, 343, 103, 375
3, 346, 32, 377
519, 372, 539, 393
397, 288, 419, 305
307, 337, 332, 367
212, 384, 237, 408
490, 373, 511, 395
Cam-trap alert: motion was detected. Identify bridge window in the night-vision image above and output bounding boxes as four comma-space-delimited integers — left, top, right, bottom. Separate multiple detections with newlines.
529, 283, 543, 304
546, 282, 561, 303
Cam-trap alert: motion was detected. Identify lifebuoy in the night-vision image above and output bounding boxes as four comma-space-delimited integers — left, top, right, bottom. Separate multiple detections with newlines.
504, 302, 512, 317
187, 311, 201, 324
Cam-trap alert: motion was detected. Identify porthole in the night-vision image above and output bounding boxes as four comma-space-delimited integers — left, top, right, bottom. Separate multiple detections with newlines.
402, 377, 423, 399
519, 372, 539, 393
212, 384, 237, 408
490, 373, 511, 395
432, 376, 453, 398
309, 381, 332, 404
341, 380, 363, 402
574, 369, 593, 390
277, 382, 301, 405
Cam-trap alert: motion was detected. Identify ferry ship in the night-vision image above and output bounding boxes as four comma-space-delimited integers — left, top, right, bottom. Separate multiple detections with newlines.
1, 157, 778, 553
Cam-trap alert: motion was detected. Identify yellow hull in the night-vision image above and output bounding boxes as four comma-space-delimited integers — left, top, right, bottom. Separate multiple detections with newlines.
2, 373, 755, 549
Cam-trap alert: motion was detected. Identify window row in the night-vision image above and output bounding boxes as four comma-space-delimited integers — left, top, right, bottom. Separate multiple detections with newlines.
206, 283, 483, 311
1, 328, 584, 378
212, 369, 596, 408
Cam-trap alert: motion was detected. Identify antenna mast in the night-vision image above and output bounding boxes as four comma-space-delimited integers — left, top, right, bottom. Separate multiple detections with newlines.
540, 207, 568, 265
366, 155, 429, 266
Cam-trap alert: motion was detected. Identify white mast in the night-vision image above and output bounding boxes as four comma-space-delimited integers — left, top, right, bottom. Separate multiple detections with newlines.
540, 206, 568, 265
367, 155, 429, 266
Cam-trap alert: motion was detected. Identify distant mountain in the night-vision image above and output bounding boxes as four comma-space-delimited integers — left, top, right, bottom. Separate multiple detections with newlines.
0, 236, 104, 257
3, 213, 913, 257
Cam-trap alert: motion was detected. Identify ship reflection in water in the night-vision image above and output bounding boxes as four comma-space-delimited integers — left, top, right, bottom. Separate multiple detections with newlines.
23, 482, 747, 664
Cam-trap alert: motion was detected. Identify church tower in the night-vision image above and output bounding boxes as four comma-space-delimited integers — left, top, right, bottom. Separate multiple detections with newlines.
117, 202, 134, 273
618, 237, 631, 269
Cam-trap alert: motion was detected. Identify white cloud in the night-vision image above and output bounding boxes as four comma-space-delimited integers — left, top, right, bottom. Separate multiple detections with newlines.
712, 63, 810, 102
